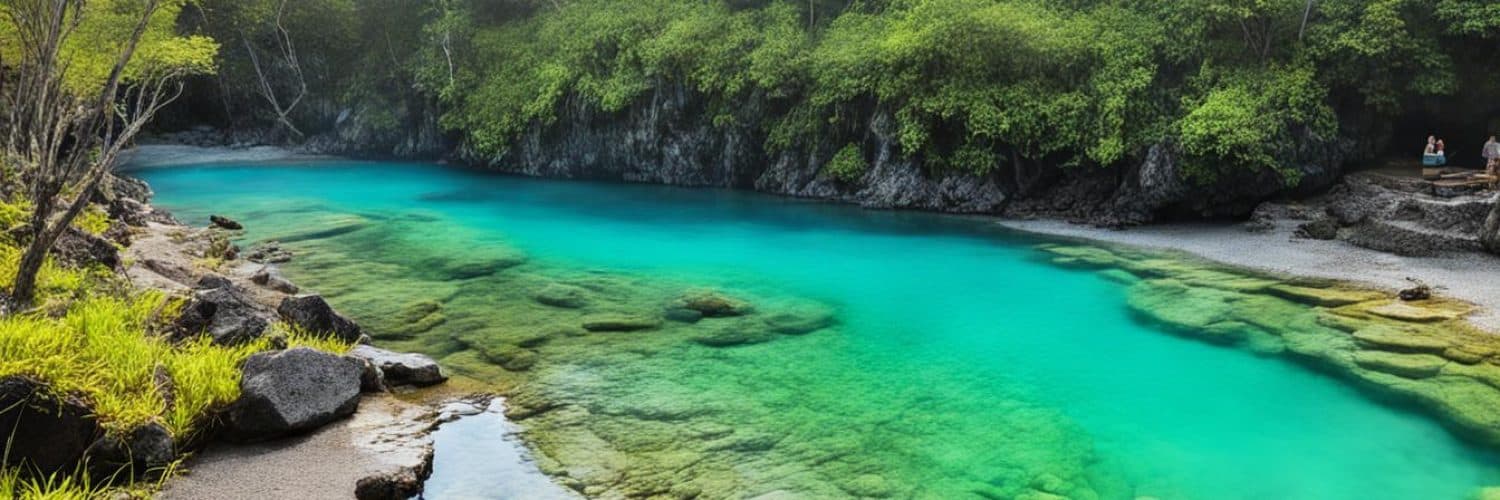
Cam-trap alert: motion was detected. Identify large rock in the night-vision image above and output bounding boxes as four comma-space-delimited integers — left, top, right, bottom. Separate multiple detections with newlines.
209, 215, 243, 230
225, 348, 363, 440
348, 345, 447, 387
84, 422, 175, 480
0, 377, 100, 476
581, 313, 662, 332
278, 295, 363, 342
251, 266, 300, 294
52, 227, 121, 269
173, 282, 274, 345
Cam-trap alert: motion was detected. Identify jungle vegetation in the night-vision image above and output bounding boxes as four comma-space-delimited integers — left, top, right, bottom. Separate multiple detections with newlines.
169, 0, 1500, 184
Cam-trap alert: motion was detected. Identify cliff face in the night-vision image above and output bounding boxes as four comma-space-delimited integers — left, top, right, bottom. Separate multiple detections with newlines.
179, 81, 1347, 226
448, 83, 1348, 226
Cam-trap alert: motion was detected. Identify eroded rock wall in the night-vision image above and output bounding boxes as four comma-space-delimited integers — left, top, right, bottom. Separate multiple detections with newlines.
453, 85, 1348, 225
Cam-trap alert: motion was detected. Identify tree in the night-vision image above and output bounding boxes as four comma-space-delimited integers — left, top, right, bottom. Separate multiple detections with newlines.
0, 0, 215, 308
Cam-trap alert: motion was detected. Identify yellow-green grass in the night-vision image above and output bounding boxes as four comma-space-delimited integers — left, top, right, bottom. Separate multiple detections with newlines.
0, 293, 358, 437
70, 206, 110, 237
0, 461, 167, 499
0, 467, 102, 500
0, 199, 356, 496
271, 322, 356, 355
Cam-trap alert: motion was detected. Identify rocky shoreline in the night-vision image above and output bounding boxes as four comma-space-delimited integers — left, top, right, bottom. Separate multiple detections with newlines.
38, 172, 501, 499
1003, 174, 1500, 332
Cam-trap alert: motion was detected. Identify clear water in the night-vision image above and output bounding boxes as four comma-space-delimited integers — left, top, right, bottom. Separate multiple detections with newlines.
137, 160, 1500, 499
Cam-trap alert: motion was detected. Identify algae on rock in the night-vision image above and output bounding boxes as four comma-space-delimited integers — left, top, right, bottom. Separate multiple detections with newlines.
1042, 242, 1500, 446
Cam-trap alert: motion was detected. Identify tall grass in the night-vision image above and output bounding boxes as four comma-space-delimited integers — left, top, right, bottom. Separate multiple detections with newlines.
0, 467, 101, 500
0, 292, 255, 436
0, 199, 356, 497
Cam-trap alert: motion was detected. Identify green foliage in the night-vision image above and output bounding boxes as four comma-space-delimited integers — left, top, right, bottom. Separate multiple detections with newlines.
71, 206, 111, 237
0, 467, 105, 500
269, 322, 357, 355
1437, 0, 1500, 38
0, 0, 218, 93
418, 0, 1498, 186
824, 144, 868, 182
442, 0, 806, 155
0, 199, 33, 241
1177, 65, 1336, 184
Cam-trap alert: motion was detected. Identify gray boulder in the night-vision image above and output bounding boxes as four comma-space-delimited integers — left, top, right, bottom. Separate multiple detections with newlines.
172, 283, 273, 345
1294, 218, 1339, 240
225, 348, 363, 440
0, 377, 100, 476
84, 422, 174, 480
348, 345, 446, 387
251, 266, 299, 294
52, 227, 120, 269
278, 295, 362, 342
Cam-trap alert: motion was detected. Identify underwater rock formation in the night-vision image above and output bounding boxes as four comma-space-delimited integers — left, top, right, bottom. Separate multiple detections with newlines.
1043, 243, 1500, 445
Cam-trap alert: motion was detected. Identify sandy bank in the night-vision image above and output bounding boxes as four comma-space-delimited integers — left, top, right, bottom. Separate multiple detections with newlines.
1000, 219, 1500, 331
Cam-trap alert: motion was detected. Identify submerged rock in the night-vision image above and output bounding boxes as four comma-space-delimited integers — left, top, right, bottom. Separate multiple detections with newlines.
226, 347, 363, 440
349, 345, 447, 387
1264, 284, 1382, 307
251, 266, 300, 294
278, 295, 364, 342
246, 241, 293, 264
423, 254, 526, 280
676, 291, 753, 318
664, 305, 704, 323
533, 283, 590, 308
1351, 326, 1450, 354
761, 307, 835, 335
692, 324, 776, 347
1353, 351, 1447, 379
479, 344, 539, 371
377, 300, 448, 339
209, 214, 243, 230
1366, 302, 1465, 323
582, 313, 662, 332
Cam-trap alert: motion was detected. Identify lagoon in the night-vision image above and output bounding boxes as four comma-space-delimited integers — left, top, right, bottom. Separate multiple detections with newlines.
138, 160, 1500, 499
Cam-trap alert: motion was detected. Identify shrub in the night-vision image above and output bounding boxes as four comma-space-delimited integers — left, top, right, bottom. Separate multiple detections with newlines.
824, 143, 867, 182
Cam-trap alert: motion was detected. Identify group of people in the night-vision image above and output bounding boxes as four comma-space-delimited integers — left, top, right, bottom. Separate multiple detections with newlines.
1424, 135, 1500, 176
1423, 136, 1448, 166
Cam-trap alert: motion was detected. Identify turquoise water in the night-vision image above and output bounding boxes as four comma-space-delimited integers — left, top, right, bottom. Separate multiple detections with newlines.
138, 160, 1500, 499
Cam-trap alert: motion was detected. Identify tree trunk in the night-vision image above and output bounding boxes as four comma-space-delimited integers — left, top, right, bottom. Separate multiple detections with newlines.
11, 175, 103, 307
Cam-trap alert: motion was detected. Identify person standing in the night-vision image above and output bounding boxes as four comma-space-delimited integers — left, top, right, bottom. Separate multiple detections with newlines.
1484, 135, 1500, 175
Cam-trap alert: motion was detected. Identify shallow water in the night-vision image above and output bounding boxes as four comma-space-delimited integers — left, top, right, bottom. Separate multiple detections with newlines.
138, 160, 1500, 499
